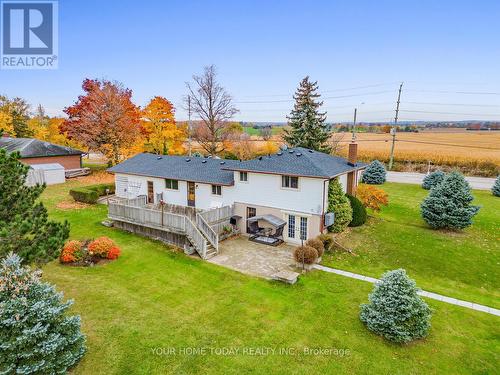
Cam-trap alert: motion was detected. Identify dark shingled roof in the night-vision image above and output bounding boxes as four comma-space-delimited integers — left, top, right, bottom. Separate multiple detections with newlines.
107, 153, 240, 185
0, 137, 83, 158
109, 147, 366, 185
223, 147, 366, 178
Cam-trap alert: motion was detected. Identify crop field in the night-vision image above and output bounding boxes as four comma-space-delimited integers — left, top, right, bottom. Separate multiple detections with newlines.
254, 130, 498, 176
334, 131, 500, 176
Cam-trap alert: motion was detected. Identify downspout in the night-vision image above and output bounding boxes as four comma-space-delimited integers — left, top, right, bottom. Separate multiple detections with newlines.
320, 178, 329, 233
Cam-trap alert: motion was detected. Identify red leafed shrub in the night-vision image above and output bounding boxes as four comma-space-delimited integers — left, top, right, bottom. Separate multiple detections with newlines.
60, 240, 83, 263
88, 237, 116, 258
107, 246, 121, 260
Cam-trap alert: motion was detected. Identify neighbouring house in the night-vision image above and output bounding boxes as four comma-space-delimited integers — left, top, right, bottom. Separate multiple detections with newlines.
0, 136, 84, 170
107, 143, 365, 258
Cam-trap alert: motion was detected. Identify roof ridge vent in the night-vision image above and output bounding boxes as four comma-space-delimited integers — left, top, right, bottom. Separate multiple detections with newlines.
277, 151, 283, 155
185, 158, 191, 162
202, 160, 207, 163
258, 156, 263, 160
296, 152, 302, 157
288, 150, 294, 153
308, 149, 313, 153
157, 156, 162, 160
220, 161, 225, 165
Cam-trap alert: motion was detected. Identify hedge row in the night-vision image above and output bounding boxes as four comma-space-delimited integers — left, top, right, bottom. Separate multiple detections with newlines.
70, 183, 115, 204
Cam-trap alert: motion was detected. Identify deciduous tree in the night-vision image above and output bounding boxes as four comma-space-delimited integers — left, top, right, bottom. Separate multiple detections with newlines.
62, 79, 141, 165
357, 184, 389, 212
185, 65, 238, 156
0, 95, 32, 137
141, 96, 185, 155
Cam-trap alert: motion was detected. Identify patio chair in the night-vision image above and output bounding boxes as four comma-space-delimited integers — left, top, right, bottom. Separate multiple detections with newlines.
248, 221, 264, 238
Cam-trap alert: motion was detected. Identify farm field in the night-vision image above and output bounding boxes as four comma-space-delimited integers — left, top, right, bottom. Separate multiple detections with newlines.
335, 131, 500, 176
39, 179, 499, 374
243, 129, 499, 176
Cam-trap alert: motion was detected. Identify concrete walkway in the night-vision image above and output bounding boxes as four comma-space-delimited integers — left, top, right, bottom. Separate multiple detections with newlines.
386, 171, 495, 190
315, 264, 500, 317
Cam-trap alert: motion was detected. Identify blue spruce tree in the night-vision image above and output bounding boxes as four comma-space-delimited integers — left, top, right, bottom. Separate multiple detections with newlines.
0, 253, 86, 373
421, 171, 480, 229
422, 170, 445, 190
492, 175, 500, 197
361, 160, 386, 184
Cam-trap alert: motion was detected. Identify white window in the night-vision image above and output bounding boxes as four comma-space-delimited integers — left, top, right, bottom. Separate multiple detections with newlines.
211, 185, 222, 196
287, 214, 308, 241
288, 215, 295, 238
165, 179, 178, 190
282, 175, 299, 189
239, 171, 248, 182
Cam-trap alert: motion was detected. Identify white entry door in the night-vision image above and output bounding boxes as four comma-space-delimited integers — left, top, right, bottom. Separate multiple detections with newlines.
286, 214, 308, 243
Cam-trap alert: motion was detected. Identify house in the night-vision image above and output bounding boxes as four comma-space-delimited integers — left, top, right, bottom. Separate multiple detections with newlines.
0, 136, 84, 170
108, 143, 365, 249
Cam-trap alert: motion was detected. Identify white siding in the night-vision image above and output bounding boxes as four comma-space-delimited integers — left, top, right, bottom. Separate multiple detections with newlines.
232, 172, 325, 215
114, 170, 354, 215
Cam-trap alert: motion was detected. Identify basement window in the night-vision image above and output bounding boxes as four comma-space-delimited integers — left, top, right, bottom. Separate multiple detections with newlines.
281, 175, 298, 189
165, 179, 178, 190
212, 185, 222, 196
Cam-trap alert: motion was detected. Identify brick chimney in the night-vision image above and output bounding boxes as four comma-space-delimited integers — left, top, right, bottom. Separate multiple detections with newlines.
346, 140, 358, 195
347, 141, 358, 166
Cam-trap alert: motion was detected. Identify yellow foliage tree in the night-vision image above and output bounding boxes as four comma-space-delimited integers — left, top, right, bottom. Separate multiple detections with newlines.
141, 97, 185, 155
357, 184, 389, 211
0, 111, 14, 135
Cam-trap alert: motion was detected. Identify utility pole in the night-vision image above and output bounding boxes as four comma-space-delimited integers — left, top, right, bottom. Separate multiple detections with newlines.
388, 82, 403, 170
187, 95, 192, 157
351, 107, 357, 141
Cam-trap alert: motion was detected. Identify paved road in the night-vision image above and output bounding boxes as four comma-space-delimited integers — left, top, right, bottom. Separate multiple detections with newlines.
386, 171, 495, 190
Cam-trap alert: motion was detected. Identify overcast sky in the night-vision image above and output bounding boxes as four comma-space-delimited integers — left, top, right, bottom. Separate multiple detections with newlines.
1, 0, 499, 122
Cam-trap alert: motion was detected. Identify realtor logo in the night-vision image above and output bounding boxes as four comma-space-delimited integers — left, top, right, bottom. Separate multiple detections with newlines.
1, 0, 58, 69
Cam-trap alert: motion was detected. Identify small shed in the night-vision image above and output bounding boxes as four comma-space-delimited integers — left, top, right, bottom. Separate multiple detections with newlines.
30, 163, 65, 185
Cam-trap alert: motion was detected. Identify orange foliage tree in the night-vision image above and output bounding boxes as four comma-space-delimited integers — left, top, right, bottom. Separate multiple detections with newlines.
357, 184, 389, 211
141, 96, 185, 155
62, 79, 141, 165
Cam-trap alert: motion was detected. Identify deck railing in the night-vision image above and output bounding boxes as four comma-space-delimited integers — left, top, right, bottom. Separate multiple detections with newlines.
108, 199, 232, 258
196, 213, 218, 252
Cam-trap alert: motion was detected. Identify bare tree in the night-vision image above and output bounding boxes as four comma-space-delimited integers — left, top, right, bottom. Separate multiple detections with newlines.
259, 127, 272, 141
185, 65, 238, 156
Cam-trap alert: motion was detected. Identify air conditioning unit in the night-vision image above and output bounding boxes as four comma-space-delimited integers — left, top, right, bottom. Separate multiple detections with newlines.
324, 212, 335, 227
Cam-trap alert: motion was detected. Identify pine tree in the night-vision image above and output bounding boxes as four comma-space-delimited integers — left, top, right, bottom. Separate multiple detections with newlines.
360, 269, 432, 344
492, 175, 500, 197
422, 170, 445, 190
0, 149, 70, 264
361, 160, 386, 184
420, 171, 480, 229
0, 253, 86, 373
283, 76, 331, 153
327, 178, 352, 233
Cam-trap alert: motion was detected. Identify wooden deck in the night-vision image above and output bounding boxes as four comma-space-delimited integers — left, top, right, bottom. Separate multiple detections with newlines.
108, 196, 233, 259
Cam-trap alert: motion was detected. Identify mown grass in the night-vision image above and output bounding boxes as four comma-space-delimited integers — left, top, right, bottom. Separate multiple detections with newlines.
38, 180, 500, 374
323, 183, 500, 309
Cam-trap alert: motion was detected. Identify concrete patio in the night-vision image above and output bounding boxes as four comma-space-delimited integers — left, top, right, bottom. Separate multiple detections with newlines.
208, 236, 297, 279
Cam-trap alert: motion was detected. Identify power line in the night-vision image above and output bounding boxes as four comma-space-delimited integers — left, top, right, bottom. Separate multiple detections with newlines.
405, 89, 500, 95
404, 101, 500, 108
234, 90, 395, 104
396, 139, 500, 150
400, 109, 500, 116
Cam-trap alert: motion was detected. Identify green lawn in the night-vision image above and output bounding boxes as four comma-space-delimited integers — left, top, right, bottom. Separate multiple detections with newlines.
243, 126, 283, 136
322, 183, 500, 309
39, 181, 499, 374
